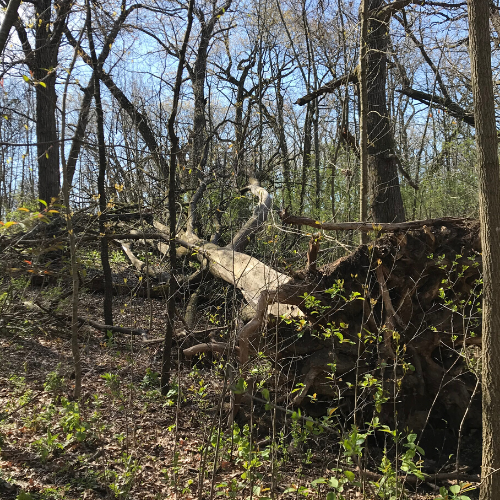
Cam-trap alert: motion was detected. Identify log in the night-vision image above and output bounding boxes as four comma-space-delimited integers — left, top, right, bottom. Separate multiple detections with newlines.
212, 218, 483, 437
183, 342, 240, 358
279, 209, 472, 233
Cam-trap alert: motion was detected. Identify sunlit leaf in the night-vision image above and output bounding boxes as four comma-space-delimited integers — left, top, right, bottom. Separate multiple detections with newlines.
344, 470, 355, 482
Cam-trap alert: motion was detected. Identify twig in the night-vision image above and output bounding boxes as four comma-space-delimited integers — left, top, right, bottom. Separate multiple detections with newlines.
355, 466, 481, 485
34, 300, 149, 336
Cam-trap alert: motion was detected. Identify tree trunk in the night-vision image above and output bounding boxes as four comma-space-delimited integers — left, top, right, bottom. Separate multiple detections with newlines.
276, 74, 292, 205
189, 0, 232, 175
0, 0, 21, 57
366, 0, 405, 222
161, 0, 195, 394
359, 0, 369, 243
35, 0, 61, 203
468, 1, 500, 498
299, 102, 313, 214
87, 3, 113, 327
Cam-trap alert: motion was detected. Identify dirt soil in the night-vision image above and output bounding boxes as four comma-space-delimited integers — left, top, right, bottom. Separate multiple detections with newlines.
0, 283, 479, 500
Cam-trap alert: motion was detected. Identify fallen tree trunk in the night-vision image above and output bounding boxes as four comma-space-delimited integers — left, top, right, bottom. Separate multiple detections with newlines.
152, 181, 305, 319
279, 208, 475, 234
2, 185, 483, 436
184, 216, 483, 435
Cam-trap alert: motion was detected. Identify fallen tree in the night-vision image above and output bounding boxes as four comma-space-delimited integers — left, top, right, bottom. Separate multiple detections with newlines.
0, 184, 483, 436
153, 185, 482, 434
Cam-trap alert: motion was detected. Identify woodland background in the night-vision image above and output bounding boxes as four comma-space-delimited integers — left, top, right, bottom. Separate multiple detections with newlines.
0, 0, 495, 499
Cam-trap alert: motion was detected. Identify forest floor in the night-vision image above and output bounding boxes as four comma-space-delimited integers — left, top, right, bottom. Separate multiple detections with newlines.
0, 283, 478, 500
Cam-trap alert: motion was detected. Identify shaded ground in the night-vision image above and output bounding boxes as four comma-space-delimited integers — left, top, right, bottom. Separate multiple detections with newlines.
0, 285, 479, 500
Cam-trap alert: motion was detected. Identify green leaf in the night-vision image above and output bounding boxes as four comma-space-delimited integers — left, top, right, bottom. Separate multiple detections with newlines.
262, 388, 270, 401
38, 81, 46, 88
16, 493, 35, 500
22, 75, 30, 83
38, 198, 47, 207
311, 477, 327, 486
326, 493, 336, 500
407, 433, 417, 443
328, 477, 339, 488
450, 485, 461, 494
344, 470, 355, 482
232, 377, 247, 394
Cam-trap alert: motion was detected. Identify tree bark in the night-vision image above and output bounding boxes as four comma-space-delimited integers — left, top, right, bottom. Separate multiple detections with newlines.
295, 0, 406, 223
359, 0, 369, 242
161, 0, 195, 394
366, 0, 405, 222
275, 73, 292, 205
87, 3, 113, 327
33, 0, 70, 203
64, 3, 143, 186
188, 0, 232, 175
468, 1, 500, 497
299, 102, 313, 214
0, 0, 21, 56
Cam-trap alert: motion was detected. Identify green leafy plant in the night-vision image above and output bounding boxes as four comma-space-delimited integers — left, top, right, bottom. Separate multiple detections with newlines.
101, 372, 123, 400
105, 452, 141, 499
44, 363, 65, 395
59, 398, 91, 443
141, 368, 160, 389
32, 429, 62, 462
435, 483, 474, 500
16, 492, 35, 500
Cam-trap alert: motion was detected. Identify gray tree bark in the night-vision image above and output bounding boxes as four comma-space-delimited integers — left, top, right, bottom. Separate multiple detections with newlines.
467, 1, 500, 498
14, 0, 72, 203
188, 0, 232, 174
366, 0, 405, 222
359, 0, 369, 242
0, 0, 21, 56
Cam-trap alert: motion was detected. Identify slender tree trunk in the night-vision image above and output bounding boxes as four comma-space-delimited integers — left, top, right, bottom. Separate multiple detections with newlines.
161, 0, 195, 394
299, 102, 313, 214
468, 1, 500, 498
63, 3, 147, 187
189, 0, 232, 176
227, 46, 255, 186
0, 0, 21, 56
359, 0, 369, 243
64, 28, 171, 185
366, 0, 405, 222
313, 99, 320, 213
60, 9, 87, 400
87, 2, 113, 326
276, 75, 292, 205
66, 81, 94, 186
